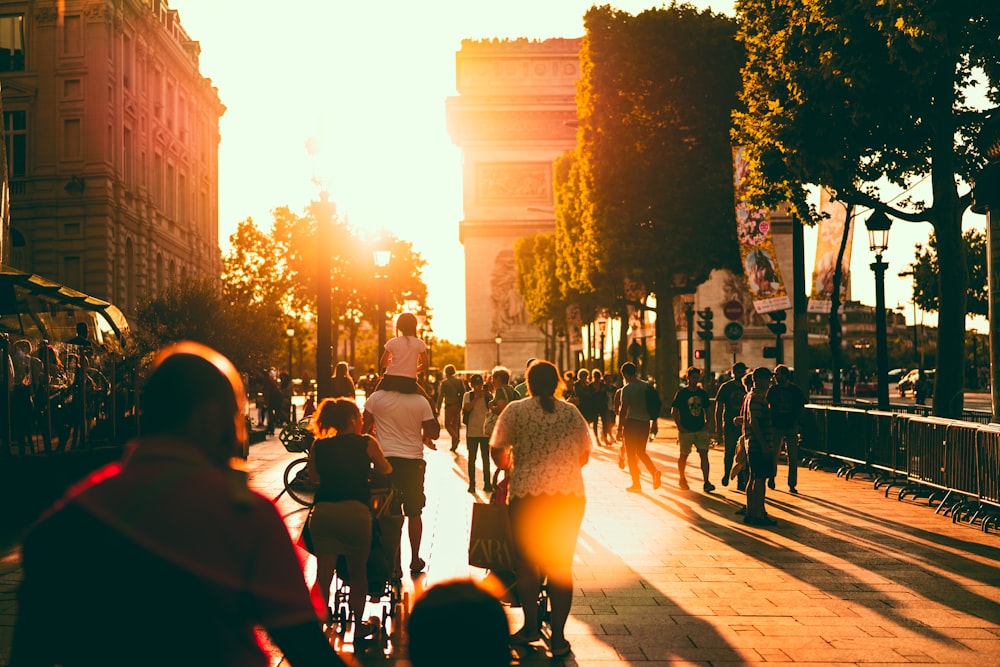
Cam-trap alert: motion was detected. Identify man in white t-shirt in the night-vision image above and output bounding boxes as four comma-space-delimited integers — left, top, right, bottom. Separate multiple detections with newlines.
363, 389, 440, 575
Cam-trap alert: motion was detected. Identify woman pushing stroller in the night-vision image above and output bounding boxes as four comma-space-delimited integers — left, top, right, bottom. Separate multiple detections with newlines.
307, 397, 393, 629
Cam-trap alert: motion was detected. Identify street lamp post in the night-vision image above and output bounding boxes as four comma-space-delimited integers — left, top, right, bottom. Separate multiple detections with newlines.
865, 210, 893, 411
495, 333, 502, 367
306, 136, 335, 401
374, 241, 392, 374
596, 313, 608, 373
286, 328, 296, 422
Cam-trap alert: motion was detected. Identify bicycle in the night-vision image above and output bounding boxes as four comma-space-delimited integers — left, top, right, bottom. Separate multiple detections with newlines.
278, 419, 316, 506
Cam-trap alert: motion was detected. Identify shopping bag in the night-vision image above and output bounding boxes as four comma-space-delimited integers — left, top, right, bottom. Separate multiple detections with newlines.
468, 502, 516, 571
730, 435, 748, 478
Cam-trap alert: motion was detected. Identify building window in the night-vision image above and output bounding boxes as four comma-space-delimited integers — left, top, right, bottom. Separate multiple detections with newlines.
166, 163, 175, 218
61, 15, 81, 55
125, 238, 135, 312
123, 126, 132, 185
9, 228, 25, 271
0, 14, 24, 71
123, 34, 133, 89
3, 110, 26, 177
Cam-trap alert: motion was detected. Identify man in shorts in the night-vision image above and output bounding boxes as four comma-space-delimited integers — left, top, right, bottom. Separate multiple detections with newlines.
364, 387, 441, 575
671, 366, 715, 492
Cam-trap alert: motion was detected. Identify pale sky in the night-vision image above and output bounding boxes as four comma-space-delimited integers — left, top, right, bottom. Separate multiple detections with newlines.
169, 0, 983, 342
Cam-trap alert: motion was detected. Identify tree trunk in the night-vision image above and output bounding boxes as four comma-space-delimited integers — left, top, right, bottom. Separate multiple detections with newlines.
928, 66, 968, 419
829, 202, 852, 404
656, 288, 680, 413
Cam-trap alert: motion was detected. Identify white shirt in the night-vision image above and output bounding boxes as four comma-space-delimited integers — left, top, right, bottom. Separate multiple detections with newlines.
364, 390, 433, 459
491, 397, 592, 499
383, 336, 426, 378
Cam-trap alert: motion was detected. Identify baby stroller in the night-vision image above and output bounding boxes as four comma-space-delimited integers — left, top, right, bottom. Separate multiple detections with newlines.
327, 472, 408, 657
481, 468, 551, 631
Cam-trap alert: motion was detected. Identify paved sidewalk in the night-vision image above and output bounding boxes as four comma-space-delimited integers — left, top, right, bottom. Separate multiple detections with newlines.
0, 420, 998, 666
262, 421, 1000, 666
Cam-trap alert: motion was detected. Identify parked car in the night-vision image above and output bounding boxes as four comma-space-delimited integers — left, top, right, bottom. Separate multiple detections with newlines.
898, 369, 935, 397
887, 368, 908, 385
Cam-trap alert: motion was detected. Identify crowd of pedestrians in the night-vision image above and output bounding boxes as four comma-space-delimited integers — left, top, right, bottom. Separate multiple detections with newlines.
8, 306, 812, 664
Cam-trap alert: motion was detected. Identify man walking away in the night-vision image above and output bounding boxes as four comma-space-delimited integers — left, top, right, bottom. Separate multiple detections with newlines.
438, 364, 465, 452
616, 362, 662, 493
714, 362, 748, 491
671, 367, 714, 493
364, 384, 441, 575
766, 364, 806, 493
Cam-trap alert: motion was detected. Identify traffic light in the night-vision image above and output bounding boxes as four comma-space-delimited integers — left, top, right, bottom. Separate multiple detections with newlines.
694, 349, 704, 359
696, 308, 714, 340
763, 346, 778, 359
766, 309, 787, 336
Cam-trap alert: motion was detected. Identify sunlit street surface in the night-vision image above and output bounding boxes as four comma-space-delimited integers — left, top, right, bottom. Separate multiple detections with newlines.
249, 416, 1000, 666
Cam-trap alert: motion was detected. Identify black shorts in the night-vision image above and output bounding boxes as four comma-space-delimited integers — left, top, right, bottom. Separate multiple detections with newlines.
747, 447, 775, 480
386, 457, 426, 516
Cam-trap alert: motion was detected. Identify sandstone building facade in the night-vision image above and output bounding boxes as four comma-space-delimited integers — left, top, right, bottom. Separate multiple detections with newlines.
0, 0, 224, 318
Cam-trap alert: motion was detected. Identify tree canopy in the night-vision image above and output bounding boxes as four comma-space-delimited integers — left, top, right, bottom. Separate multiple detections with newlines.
221, 205, 430, 373
734, 0, 999, 416
554, 3, 744, 397
909, 228, 987, 318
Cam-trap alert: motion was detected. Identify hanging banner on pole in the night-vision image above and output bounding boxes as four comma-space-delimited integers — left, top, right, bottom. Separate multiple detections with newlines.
808, 187, 854, 313
732, 147, 791, 314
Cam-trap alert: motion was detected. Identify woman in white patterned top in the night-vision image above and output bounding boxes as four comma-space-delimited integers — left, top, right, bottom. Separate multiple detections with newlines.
489, 360, 591, 659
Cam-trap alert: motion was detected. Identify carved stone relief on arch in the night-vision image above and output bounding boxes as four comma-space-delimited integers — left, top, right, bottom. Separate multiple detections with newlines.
491, 249, 528, 332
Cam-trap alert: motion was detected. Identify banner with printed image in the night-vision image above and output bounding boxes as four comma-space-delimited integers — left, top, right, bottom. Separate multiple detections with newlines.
807, 188, 854, 313
732, 146, 791, 314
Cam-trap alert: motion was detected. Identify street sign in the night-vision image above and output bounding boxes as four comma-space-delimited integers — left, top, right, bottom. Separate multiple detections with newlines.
724, 322, 744, 341
726, 341, 742, 355
723, 300, 744, 321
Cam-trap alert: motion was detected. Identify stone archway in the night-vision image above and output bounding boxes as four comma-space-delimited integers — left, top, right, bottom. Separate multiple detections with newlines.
446, 37, 580, 371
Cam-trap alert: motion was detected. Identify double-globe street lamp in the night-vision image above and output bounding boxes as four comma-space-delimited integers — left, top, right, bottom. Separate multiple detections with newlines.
865, 209, 893, 411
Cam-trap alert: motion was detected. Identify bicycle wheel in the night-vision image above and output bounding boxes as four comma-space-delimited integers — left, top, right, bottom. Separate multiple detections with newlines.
283, 457, 316, 506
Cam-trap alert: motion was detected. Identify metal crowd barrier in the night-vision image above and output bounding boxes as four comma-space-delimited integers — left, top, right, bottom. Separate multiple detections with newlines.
801, 405, 1000, 534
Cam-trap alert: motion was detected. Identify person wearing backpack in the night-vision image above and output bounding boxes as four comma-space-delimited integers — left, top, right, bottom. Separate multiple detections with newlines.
671, 366, 714, 493
616, 362, 662, 493
438, 365, 465, 452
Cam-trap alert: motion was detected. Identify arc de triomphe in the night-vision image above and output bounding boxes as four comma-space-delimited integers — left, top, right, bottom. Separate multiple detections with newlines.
446, 37, 580, 372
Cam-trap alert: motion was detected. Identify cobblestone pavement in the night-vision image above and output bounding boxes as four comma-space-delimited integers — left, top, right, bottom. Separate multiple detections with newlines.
0, 419, 998, 666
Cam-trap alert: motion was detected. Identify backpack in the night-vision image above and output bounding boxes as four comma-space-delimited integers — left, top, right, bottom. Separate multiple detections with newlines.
645, 384, 663, 418
442, 377, 464, 404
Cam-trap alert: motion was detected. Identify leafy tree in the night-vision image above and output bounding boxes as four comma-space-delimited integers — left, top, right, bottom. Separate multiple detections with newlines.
734, 0, 1000, 416
134, 277, 285, 374
222, 207, 429, 370
427, 338, 466, 372
909, 228, 987, 318
572, 4, 744, 398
